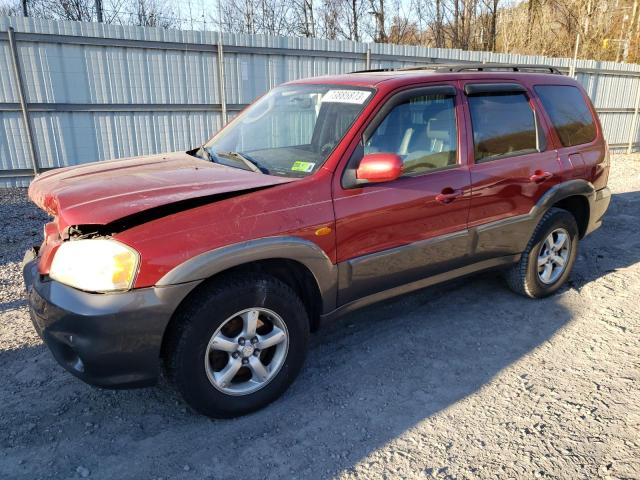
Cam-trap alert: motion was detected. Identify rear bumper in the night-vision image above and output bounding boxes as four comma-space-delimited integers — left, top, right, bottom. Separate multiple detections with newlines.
22, 249, 199, 389
585, 186, 611, 236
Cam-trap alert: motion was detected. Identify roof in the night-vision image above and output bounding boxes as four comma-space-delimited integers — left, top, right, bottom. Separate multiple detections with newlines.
286, 64, 572, 90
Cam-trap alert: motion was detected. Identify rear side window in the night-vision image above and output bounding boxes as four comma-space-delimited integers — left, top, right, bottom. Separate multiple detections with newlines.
534, 85, 596, 147
468, 93, 539, 162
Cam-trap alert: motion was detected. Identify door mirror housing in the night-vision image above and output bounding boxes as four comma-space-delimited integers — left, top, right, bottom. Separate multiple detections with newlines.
355, 153, 402, 184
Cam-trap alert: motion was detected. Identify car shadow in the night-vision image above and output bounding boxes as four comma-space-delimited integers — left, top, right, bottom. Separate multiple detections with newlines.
0, 190, 639, 479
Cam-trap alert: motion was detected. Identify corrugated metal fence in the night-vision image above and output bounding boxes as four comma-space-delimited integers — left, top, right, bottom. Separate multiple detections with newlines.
2, 16, 640, 186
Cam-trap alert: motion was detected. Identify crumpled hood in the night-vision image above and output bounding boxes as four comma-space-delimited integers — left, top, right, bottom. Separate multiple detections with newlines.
29, 152, 296, 231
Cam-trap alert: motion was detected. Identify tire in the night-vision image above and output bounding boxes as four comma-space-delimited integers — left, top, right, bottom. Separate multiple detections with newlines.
504, 207, 579, 299
163, 273, 310, 418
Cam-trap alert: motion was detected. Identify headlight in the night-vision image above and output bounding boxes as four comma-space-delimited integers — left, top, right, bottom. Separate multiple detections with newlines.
49, 239, 139, 292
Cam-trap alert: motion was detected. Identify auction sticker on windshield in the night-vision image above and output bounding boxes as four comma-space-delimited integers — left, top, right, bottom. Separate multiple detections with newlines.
322, 90, 371, 104
291, 161, 316, 173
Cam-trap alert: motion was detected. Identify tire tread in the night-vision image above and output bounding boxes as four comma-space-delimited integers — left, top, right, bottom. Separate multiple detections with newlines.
504, 207, 577, 298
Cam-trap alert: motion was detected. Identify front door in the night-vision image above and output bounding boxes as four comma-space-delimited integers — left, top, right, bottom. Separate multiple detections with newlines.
332, 84, 472, 305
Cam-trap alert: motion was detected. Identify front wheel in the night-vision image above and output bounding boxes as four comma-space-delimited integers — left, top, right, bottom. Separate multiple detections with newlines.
504, 207, 579, 298
164, 274, 310, 418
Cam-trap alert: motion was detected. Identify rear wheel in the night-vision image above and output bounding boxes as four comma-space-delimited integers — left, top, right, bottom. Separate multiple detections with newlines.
504, 208, 579, 298
164, 274, 309, 418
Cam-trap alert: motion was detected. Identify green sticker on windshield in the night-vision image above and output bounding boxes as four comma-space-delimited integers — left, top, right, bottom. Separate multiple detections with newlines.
291, 161, 315, 173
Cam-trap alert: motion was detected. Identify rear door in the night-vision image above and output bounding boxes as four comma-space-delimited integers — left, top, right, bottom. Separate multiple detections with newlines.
332, 83, 472, 305
533, 84, 607, 190
463, 81, 563, 260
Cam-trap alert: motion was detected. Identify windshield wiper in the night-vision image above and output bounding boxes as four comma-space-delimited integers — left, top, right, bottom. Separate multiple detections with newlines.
216, 151, 266, 174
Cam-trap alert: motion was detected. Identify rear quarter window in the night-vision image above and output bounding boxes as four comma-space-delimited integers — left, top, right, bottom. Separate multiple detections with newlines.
534, 85, 597, 147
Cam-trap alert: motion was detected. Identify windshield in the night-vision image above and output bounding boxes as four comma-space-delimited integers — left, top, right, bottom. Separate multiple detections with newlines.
203, 85, 374, 177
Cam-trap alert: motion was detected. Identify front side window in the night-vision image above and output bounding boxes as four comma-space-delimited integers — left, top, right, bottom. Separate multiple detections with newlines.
364, 93, 458, 176
534, 85, 596, 147
204, 85, 373, 177
468, 92, 540, 163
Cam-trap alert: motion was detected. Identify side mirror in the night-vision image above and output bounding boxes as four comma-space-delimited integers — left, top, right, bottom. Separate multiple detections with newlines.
356, 153, 402, 184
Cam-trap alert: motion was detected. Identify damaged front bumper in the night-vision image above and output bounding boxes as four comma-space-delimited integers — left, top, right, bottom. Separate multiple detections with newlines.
22, 249, 199, 389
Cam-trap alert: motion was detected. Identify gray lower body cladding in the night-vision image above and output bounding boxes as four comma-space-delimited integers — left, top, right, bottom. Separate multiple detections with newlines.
586, 186, 611, 235
337, 215, 538, 307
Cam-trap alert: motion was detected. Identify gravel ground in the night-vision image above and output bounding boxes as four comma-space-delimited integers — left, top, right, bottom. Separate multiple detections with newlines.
1, 155, 639, 480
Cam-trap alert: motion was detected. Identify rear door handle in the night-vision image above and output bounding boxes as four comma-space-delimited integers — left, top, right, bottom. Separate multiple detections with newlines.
529, 171, 553, 183
435, 189, 463, 204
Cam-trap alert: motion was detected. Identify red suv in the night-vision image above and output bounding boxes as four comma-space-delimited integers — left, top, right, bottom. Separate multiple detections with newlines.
23, 64, 611, 417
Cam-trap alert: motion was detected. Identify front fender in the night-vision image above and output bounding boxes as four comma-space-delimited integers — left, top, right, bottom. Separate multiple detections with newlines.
156, 236, 338, 312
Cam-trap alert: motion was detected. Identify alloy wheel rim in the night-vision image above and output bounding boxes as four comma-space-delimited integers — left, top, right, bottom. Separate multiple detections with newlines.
537, 228, 570, 285
205, 307, 289, 396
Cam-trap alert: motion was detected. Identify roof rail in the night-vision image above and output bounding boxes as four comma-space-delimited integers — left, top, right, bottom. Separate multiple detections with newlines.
351, 63, 563, 75
431, 63, 563, 74
351, 68, 396, 73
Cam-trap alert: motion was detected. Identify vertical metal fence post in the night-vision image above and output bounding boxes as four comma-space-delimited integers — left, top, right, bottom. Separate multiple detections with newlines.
365, 46, 371, 70
628, 77, 640, 154
7, 27, 39, 175
217, 40, 228, 126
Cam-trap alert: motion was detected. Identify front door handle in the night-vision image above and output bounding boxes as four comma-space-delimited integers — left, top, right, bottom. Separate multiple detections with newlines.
435, 188, 463, 204
529, 170, 553, 183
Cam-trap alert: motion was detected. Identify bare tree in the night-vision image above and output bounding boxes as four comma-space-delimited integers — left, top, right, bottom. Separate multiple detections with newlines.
212, 0, 295, 36
131, 0, 174, 27
349, 0, 361, 40
435, 0, 444, 47
259, 0, 295, 35
4, 0, 640, 63
388, 15, 419, 44
369, 0, 387, 42
320, 0, 368, 42
212, 0, 256, 34
316, 0, 338, 39
299, 0, 315, 37
487, 0, 499, 51
526, 0, 541, 46
23, 0, 94, 21
0, 0, 21, 16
